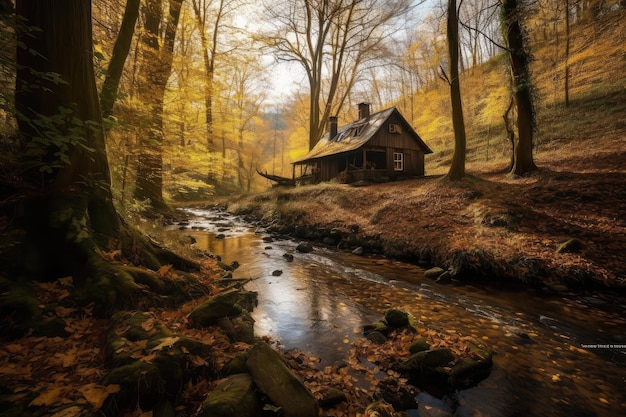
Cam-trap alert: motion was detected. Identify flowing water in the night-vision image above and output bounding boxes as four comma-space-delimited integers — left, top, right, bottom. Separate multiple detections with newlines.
175, 208, 626, 417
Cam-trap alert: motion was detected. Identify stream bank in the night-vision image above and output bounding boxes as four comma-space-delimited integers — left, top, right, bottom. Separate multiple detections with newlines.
224, 175, 626, 292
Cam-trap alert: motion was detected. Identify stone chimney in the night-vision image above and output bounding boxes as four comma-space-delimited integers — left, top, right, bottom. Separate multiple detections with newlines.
329, 116, 338, 139
358, 102, 370, 119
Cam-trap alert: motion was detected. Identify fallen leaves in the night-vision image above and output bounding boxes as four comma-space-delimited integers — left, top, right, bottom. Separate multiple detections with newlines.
78, 383, 120, 408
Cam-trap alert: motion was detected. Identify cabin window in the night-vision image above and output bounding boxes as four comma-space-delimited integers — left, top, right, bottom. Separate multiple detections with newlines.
389, 123, 402, 134
393, 152, 404, 171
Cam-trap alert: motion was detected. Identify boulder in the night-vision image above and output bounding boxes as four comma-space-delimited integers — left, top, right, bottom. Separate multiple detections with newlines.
246, 341, 319, 417
197, 374, 260, 417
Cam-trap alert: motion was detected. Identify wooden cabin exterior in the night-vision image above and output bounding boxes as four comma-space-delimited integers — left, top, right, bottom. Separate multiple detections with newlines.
292, 104, 432, 183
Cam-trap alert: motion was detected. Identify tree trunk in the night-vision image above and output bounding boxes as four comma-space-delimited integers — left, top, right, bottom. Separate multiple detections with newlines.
502, 0, 537, 176
9, 0, 198, 316
133, 0, 182, 211
100, 0, 140, 119
15, 0, 120, 243
564, 0, 571, 108
446, 0, 467, 181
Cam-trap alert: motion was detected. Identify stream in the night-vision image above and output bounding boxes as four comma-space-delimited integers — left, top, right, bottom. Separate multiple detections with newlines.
174, 208, 625, 417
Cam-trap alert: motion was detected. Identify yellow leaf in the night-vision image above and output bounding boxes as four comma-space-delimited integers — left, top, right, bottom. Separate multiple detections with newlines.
149, 336, 180, 352
78, 383, 119, 408
51, 406, 82, 417
29, 387, 64, 407
157, 265, 173, 277
141, 318, 156, 332
4, 344, 22, 354
189, 355, 208, 367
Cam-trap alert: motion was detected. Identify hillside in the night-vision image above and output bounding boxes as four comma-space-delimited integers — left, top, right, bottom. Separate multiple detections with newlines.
410, 7, 625, 176
230, 10, 626, 291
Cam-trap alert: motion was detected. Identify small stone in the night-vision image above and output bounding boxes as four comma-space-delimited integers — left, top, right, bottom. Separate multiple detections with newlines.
424, 267, 445, 279
409, 338, 431, 354
352, 247, 364, 255
385, 309, 409, 328
272, 270, 283, 276
296, 242, 314, 253
556, 238, 584, 254
548, 283, 569, 292
283, 253, 294, 262
319, 388, 347, 409
365, 331, 387, 344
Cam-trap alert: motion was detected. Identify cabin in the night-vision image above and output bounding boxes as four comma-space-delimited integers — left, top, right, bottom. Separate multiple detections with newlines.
292, 103, 432, 183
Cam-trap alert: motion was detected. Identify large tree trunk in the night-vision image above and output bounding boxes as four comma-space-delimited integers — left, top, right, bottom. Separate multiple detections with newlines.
100, 0, 141, 119
10, 0, 197, 315
446, 0, 467, 181
502, 0, 537, 176
133, 0, 182, 211
15, 0, 120, 244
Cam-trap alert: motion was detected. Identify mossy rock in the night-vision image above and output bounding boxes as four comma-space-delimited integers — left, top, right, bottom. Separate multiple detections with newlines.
189, 289, 257, 327
319, 387, 347, 409
217, 310, 255, 344
104, 311, 215, 400
102, 362, 164, 412
197, 373, 260, 417
365, 330, 387, 344
246, 341, 319, 417
408, 338, 431, 354
0, 277, 42, 338
384, 309, 410, 328
396, 348, 455, 372
221, 352, 250, 376
363, 320, 389, 336
424, 267, 445, 279
31, 317, 70, 338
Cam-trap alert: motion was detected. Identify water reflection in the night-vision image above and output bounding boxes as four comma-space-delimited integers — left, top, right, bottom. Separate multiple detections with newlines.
177, 209, 626, 417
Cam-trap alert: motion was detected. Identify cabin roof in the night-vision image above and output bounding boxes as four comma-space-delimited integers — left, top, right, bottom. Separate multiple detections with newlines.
292, 106, 432, 165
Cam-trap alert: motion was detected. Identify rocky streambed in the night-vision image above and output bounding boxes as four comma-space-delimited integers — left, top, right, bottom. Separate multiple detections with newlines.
169, 206, 626, 417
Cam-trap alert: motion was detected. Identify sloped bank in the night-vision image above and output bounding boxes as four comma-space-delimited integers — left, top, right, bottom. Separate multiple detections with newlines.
226, 178, 623, 292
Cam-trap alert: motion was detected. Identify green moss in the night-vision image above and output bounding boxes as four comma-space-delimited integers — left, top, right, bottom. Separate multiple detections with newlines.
0, 278, 42, 338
